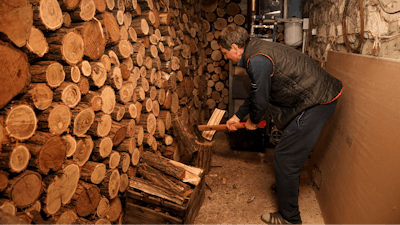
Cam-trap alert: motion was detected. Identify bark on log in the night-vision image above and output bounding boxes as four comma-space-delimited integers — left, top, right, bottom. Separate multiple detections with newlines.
72, 106, 95, 137
81, 161, 106, 184
44, 163, 80, 215
53, 82, 81, 108
4, 170, 42, 209
0, 144, 30, 173
92, 137, 113, 161
0, 41, 31, 109
36, 103, 71, 135
62, 134, 77, 157
107, 196, 122, 222
4, 104, 37, 141
73, 136, 94, 166
96, 196, 109, 218
88, 112, 112, 137
128, 177, 184, 205
82, 19, 106, 60
20, 83, 53, 111
72, 181, 101, 217
99, 169, 120, 200
0, 1, 33, 48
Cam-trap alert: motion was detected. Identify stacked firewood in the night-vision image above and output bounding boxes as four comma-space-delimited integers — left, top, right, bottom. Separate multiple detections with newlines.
0, 0, 220, 223
200, 0, 245, 116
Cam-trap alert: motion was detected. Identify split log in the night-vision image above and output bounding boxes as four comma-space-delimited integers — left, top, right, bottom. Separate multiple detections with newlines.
81, 161, 106, 184
73, 136, 94, 166
138, 163, 186, 195
141, 151, 186, 180
131, 147, 141, 166
128, 177, 185, 205
52, 209, 78, 224
99, 169, 120, 200
92, 137, 113, 161
44, 163, 80, 215
88, 112, 112, 137
0, 41, 31, 109
172, 116, 198, 153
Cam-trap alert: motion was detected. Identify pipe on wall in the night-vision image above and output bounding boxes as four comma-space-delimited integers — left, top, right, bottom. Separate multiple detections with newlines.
284, 0, 288, 19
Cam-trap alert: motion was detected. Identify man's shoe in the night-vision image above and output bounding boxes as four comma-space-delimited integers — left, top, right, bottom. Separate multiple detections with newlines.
260, 212, 292, 224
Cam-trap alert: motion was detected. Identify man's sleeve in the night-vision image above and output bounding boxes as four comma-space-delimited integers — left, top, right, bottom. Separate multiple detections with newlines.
235, 55, 272, 124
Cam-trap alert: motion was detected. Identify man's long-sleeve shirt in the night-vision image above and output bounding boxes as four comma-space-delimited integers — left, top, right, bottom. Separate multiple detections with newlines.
235, 53, 273, 124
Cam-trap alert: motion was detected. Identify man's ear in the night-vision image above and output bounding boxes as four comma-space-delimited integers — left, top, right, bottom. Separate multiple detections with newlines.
231, 44, 238, 52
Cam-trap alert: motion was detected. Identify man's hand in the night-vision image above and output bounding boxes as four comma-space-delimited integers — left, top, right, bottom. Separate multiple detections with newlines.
226, 114, 241, 131
245, 118, 258, 130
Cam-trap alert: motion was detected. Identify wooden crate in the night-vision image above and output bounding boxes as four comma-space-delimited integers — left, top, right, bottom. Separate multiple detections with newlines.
123, 177, 205, 224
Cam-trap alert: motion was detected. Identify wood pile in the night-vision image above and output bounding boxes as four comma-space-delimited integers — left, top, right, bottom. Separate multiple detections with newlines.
0, 0, 235, 223
199, 0, 245, 117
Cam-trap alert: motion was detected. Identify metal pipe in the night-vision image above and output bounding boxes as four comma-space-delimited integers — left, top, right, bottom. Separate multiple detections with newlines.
284, 0, 288, 19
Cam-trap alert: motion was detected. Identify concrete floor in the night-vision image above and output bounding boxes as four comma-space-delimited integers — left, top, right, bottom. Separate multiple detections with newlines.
193, 130, 325, 224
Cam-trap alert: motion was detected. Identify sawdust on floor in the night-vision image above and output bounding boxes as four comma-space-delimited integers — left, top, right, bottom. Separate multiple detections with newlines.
193, 131, 324, 224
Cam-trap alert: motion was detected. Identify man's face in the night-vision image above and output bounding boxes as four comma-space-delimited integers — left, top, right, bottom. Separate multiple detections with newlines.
220, 44, 242, 64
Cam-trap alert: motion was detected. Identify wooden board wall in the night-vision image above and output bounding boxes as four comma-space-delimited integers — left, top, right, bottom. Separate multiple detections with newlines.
309, 50, 400, 224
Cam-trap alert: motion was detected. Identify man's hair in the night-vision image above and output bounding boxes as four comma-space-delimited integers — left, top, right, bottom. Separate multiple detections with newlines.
218, 25, 249, 50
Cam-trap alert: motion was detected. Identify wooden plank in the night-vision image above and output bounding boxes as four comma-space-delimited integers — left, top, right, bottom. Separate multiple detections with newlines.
124, 202, 183, 224
202, 108, 225, 140
126, 189, 187, 217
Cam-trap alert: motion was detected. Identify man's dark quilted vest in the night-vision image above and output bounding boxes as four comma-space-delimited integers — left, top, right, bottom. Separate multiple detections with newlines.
243, 38, 343, 130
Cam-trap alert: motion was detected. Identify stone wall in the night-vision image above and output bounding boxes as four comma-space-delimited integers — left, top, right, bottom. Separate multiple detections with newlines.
303, 0, 400, 61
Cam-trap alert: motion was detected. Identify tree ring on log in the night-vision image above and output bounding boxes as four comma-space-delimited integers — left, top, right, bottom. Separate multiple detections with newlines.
40, 0, 64, 30
30, 83, 54, 110
48, 104, 71, 135
46, 62, 65, 88
62, 134, 77, 157
38, 136, 66, 174
10, 170, 42, 208
45, 163, 80, 215
62, 31, 84, 65
73, 108, 95, 137
100, 86, 116, 114
9, 145, 31, 173
5, 105, 37, 141
62, 83, 81, 108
